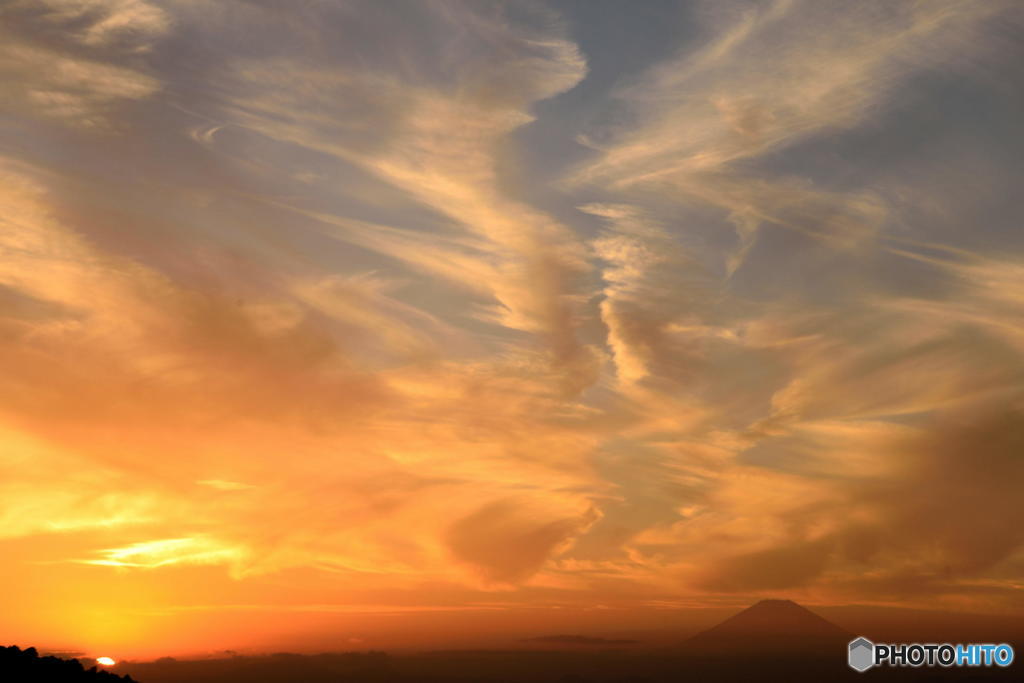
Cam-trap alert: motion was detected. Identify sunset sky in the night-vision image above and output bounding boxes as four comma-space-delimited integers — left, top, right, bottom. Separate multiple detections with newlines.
2, 0, 1023, 659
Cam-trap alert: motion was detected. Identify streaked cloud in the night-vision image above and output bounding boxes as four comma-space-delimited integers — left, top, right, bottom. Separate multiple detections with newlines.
82, 536, 246, 570
0, 0, 165, 127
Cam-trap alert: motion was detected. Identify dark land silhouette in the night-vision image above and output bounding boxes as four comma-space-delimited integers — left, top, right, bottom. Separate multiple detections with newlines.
683, 598, 852, 653
9, 601, 1019, 682
1, 645, 136, 682
113, 646, 1019, 683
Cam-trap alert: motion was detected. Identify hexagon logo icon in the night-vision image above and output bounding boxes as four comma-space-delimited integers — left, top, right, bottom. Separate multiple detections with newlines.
849, 637, 874, 672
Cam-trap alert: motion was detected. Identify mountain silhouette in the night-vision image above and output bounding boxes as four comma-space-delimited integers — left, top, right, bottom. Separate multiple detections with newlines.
1, 645, 137, 682
684, 599, 852, 654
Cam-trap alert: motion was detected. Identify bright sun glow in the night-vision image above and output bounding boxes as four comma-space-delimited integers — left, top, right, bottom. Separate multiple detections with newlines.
96, 657, 116, 666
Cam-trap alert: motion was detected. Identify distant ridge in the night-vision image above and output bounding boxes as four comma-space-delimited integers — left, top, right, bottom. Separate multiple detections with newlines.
685, 599, 852, 654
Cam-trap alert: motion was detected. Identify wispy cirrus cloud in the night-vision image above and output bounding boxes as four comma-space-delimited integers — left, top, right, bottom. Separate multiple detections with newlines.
574, 0, 1019, 269
0, 0, 166, 128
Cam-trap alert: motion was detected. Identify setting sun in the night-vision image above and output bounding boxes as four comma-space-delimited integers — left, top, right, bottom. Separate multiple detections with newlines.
96, 657, 116, 667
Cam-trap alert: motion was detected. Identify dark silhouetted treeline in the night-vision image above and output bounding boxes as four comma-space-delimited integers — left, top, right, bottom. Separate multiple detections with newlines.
1, 645, 137, 682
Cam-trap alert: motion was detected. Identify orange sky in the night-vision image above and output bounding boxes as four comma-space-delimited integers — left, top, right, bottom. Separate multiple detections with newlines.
1, 0, 1023, 660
